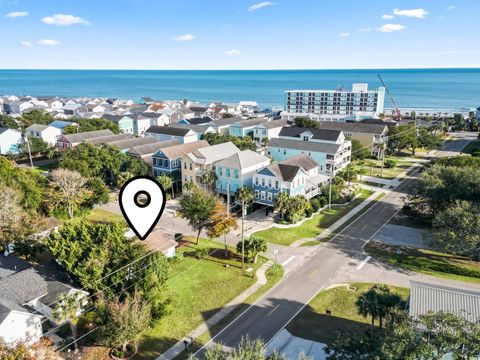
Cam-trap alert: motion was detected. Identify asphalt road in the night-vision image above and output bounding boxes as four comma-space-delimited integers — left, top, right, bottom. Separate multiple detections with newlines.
195, 133, 474, 357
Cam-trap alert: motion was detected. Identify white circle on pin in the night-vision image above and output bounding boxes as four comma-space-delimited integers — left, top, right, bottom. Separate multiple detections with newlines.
119, 176, 166, 240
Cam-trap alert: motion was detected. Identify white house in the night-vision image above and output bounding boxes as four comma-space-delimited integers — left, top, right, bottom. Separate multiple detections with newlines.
26, 124, 62, 146
253, 119, 289, 142
0, 127, 22, 154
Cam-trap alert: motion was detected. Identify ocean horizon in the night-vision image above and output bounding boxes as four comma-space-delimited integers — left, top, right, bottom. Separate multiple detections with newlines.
1, 68, 479, 112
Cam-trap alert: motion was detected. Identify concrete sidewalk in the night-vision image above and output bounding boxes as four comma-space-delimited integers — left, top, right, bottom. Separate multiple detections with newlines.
155, 261, 274, 360
291, 190, 382, 247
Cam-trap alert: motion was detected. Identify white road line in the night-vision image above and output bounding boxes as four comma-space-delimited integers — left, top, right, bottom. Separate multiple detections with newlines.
281, 256, 295, 266
356, 256, 372, 270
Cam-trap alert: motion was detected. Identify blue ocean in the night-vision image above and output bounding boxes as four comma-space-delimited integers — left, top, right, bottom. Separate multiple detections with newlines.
0, 68, 479, 112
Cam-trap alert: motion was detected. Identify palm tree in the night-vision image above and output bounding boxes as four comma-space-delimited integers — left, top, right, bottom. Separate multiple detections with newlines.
183, 180, 197, 194
274, 191, 290, 221
117, 171, 133, 189
237, 187, 254, 270
201, 170, 216, 193
357, 161, 367, 183
356, 288, 379, 328
157, 174, 174, 198
52, 292, 88, 352
237, 235, 267, 264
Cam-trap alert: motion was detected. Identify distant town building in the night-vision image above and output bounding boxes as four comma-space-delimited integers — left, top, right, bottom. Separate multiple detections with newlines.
283, 83, 385, 121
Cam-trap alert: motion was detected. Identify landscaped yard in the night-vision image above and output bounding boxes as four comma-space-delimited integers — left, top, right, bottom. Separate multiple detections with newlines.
286, 283, 409, 344
461, 139, 480, 155
253, 189, 374, 246
86, 208, 124, 223
134, 238, 269, 359
365, 241, 480, 284
353, 157, 416, 180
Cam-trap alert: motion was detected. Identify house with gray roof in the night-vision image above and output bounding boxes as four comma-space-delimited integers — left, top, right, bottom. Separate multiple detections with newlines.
145, 125, 198, 144
229, 117, 268, 138
268, 126, 351, 175
57, 129, 114, 150
26, 123, 62, 146
253, 119, 289, 142
215, 150, 270, 197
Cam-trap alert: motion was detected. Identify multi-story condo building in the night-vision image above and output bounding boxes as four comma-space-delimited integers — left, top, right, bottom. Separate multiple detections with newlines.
283, 83, 385, 120
268, 126, 351, 175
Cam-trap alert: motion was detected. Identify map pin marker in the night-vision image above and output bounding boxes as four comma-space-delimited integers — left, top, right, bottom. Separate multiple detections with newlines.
119, 176, 166, 240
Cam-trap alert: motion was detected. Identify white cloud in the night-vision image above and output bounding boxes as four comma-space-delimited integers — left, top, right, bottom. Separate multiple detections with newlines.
248, 1, 274, 11
226, 49, 241, 56
174, 34, 195, 41
339, 32, 351, 37
393, 8, 428, 19
5, 11, 28, 18
20, 41, 32, 47
447, 5, 456, 10
358, 28, 372, 32
382, 14, 394, 19
376, 24, 406, 33
41, 14, 89, 26
37, 39, 59, 46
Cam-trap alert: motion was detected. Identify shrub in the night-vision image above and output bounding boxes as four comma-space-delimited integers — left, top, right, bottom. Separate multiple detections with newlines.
384, 159, 397, 168
194, 247, 209, 259
310, 198, 321, 212
304, 206, 313, 218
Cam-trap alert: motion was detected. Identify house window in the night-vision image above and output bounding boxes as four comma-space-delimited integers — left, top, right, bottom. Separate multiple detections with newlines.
255, 177, 259, 186
184, 162, 187, 169
255, 190, 260, 199
190, 163, 193, 170
226, 169, 231, 177
275, 180, 279, 189
303, 136, 309, 141
219, 167, 223, 176
267, 192, 273, 202
263, 129, 267, 135
184, 176, 187, 182
283, 149, 286, 155
234, 169, 239, 179
261, 191, 266, 200
268, 179, 272, 188
261, 178, 265, 187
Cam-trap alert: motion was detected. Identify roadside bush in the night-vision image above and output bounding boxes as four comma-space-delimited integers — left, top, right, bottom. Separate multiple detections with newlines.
471, 149, 480, 157
304, 206, 313, 218
310, 198, 321, 212
384, 159, 397, 168
194, 247, 209, 259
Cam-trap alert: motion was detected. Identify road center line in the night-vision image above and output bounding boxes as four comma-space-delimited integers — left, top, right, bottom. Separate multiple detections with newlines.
356, 256, 372, 270
281, 256, 295, 266
266, 304, 279, 317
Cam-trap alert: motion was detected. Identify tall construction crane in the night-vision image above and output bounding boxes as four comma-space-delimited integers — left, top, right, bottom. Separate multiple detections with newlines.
378, 74, 402, 121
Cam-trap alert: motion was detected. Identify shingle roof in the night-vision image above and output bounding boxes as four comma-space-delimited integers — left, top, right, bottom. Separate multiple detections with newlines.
62, 129, 114, 143
279, 154, 319, 171
233, 118, 267, 128
86, 133, 133, 144
268, 137, 341, 154
217, 150, 269, 169
0, 298, 30, 323
257, 119, 289, 129
186, 117, 214, 125
127, 139, 180, 156
188, 142, 240, 165
267, 163, 303, 182
409, 281, 480, 324
212, 116, 243, 127
157, 140, 210, 160
169, 123, 214, 134
317, 121, 388, 135
279, 126, 342, 141
26, 123, 50, 132
108, 136, 158, 151
0, 268, 47, 305
146, 125, 192, 136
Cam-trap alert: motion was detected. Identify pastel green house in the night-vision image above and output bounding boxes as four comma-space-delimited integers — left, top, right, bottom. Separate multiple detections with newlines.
228, 118, 267, 138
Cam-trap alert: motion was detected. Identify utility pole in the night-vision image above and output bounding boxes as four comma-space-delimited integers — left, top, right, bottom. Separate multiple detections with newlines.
25, 135, 34, 169
241, 199, 245, 270
226, 181, 230, 216
380, 142, 385, 178
328, 161, 335, 209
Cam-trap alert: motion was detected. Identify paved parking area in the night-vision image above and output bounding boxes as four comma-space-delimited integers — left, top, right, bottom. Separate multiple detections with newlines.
373, 224, 429, 248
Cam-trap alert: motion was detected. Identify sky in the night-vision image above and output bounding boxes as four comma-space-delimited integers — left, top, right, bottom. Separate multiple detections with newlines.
0, 0, 479, 70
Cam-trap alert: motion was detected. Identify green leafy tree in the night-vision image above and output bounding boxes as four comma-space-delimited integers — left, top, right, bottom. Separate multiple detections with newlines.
47, 220, 145, 295
274, 191, 290, 221
52, 291, 88, 352
85, 176, 109, 207
285, 195, 309, 223
431, 200, 480, 260
157, 174, 174, 198
20, 109, 53, 128
117, 171, 134, 189
387, 123, 417, 155
237, 187, 254, 269
64, 117, 120, 134
338, 164, 357, 186
207, 201, 238, 257
418, 127, 442, 153
351, 139, 371, 160
294, 117, 319, 128
452, 113, 466, 131
236, 235, 267, 263
121, 155, 150, 177
178, 188, 216, 244
0, 114, 19, 129
201, 170, 216, 193
0, 186, 27, 250
355, 285, 401, 328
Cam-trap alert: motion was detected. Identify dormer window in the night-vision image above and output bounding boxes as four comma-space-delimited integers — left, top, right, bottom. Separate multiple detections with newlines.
303, 136, 309, 142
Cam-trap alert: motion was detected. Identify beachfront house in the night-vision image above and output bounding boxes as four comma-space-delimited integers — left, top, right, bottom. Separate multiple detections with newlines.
145, 125, 198, 144
252, 154, 328, 206
182, 142, 240, 189
268, 126, 351, 175
152, 140, 210, 190
215, 150, 270, 199
228, 118, 268, 138
0, 128, 22, 154
26, 124, 62, 146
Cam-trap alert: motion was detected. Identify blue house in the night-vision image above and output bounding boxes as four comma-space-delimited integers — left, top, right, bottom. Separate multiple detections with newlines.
215, 150, 270, 198
268, 126, 351, 175
228, 118, 267, 138
152, 140, 210, 189
252, 154, 327, 206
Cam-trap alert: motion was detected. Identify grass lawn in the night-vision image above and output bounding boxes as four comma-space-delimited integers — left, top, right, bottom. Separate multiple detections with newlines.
365, 241, 480, 284
461, 139, 480, 154
86, 208, 124, 224
253, 189, 374, 246
353, 157, 416, 180
180, 264, 285, 359
134, 238, 267, 359
286, 283, 409, 344
300, 193, 385, 247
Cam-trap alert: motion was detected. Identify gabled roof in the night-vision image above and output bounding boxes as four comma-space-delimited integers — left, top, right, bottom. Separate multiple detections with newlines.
232, 118, 267, 128
409, 281, 480, 324
127, 139, 180, 156
26, 123, 50, 132
0, 268, 47, 305
156, 140, 210, 160
61, 129, 114, 143
256, 119, 289, 129
108, 136, 158, 151
187, 142, 240, 165
86, 133, 133, 145
268, 137, 341, 154
103, 114, 132, 123
279, 126, 342, 142
217, 150, 269, 169
278, 154, 319, 172
185, 117, 215, 125
169, 123, 215, 134
266, 163, 304, 182
146, 125, 193, 137
212, 116, 243, 127
317, 121, 388, 135
49, 120, 75, 129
